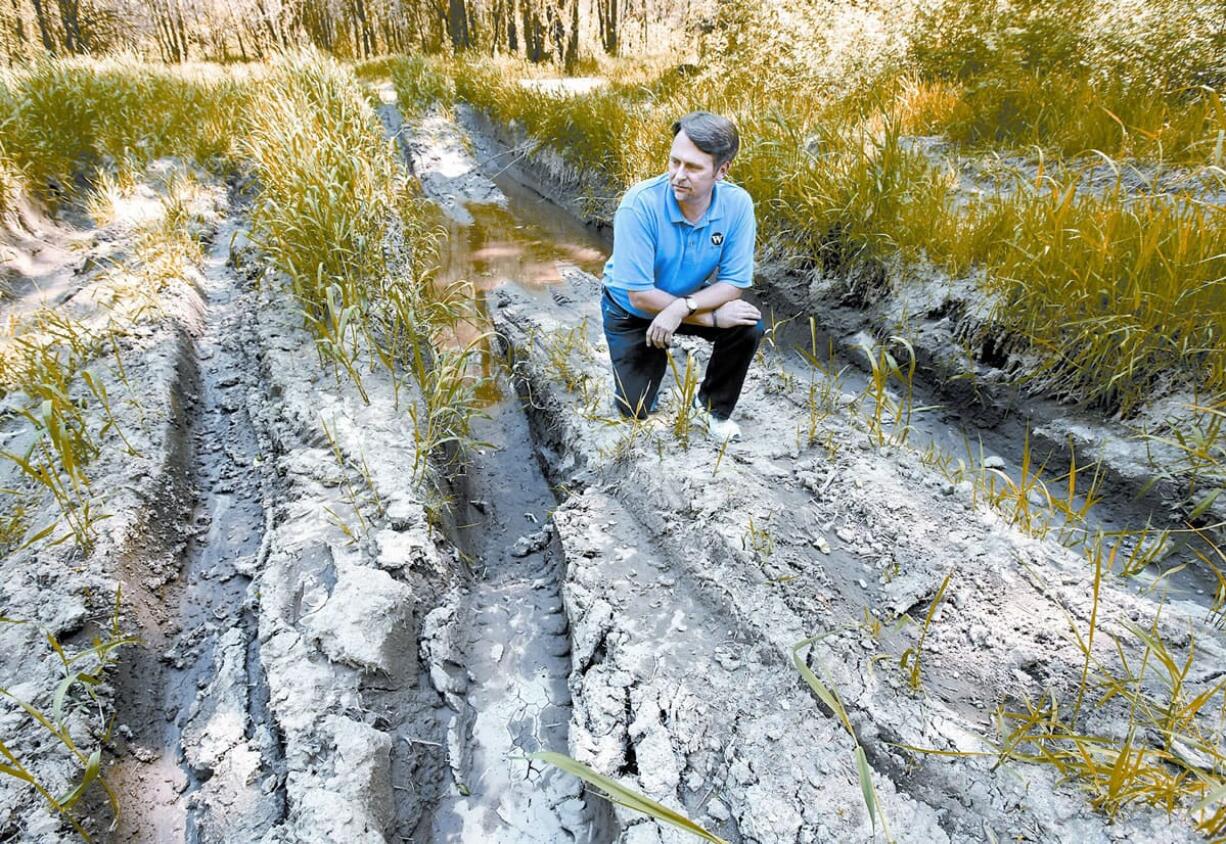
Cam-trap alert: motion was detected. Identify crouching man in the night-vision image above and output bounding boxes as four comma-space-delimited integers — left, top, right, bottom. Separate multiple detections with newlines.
601, 110, 764, 441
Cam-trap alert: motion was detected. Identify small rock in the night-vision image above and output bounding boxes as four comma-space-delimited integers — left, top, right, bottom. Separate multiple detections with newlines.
304, 565, 415, 674
982, 455, 1006, 470
375, 527, 424, 570
511, 525, 553, 557
384, 494, 418, 531
129, 744, 159, 764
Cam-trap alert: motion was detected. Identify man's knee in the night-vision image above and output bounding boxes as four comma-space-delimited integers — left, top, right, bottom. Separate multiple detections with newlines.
723, 319, 766, 344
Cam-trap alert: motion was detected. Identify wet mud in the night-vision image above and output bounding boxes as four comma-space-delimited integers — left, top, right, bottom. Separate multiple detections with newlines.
3, 83, 1222, 844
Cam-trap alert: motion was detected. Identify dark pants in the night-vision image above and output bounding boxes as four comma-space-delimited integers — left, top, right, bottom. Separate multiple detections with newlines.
601, 288, 765, 420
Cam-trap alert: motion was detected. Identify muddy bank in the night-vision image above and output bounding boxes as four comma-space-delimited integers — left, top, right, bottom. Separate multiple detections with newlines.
1, 140, 481, 841
458, 103, 1226, 546
488, 264, 1222, 842
0, 166, 226, 841
459, 105, 619, 230
555, 488, 950, 843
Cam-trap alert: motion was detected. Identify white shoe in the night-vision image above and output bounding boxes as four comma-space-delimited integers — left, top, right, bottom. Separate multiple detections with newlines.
694, 406, 741, 442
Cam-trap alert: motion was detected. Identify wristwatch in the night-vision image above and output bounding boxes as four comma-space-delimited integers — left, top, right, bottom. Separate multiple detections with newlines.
683, 296, 698, 315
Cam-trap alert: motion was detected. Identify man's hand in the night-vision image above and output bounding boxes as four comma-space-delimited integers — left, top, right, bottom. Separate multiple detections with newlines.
646, 300, 686, 348
713, 300, 762, 328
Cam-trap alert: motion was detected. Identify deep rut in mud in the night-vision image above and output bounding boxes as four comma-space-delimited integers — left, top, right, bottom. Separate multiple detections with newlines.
431, 397, 613, 842
377, 86, 614, 843
110, 215, 282, 842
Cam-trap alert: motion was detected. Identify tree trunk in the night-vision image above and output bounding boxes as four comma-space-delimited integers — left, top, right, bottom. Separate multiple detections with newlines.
596, 0, 617, 55
54, 0, 82, 53
547, 1, 563, 63
9, 0, 26, 55
522, 0, 543, 61
507, 0, 517, 52
176, 2, 190, 61
446, 0, 470, 50
350, 0, 374, 57
30, 0, 55, 53
491, 0, 503, 54
564, 0, 578, 71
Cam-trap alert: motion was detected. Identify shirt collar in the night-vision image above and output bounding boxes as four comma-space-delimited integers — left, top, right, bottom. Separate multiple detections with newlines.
664, 177, 725, 228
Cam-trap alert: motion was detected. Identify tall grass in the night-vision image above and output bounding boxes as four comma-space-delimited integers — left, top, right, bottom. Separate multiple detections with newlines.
439, 51, 1225, 415
0, 58, 248, 198
971, 183, 1225, 413
453, 54, 665, 190
242, 52, 485, 472
388, 55, 456, 117
1, 590, 135, 842
904, 0, 1226, 163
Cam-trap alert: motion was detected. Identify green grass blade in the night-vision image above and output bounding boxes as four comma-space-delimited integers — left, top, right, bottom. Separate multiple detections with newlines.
530, 751, 729, 843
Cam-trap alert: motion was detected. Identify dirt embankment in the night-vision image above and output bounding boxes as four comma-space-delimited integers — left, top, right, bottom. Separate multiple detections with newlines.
2, 157, 468, 840
489, 261, 1222, 843
0, 167, 222, 840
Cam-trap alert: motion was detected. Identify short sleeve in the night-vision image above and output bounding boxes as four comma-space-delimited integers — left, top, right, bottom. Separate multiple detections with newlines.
716, 196, 756, 288
605, 202, 656, 291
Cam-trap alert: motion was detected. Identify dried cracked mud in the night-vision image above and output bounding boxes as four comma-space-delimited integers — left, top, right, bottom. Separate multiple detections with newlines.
1, 85, 1223, 844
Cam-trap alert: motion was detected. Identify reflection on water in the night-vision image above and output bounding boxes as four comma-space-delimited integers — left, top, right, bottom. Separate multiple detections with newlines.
436, 191, 607, 290
431, 171, 609, 406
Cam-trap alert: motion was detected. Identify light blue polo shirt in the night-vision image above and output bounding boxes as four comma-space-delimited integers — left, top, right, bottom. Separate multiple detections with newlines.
602, 173, 756, 318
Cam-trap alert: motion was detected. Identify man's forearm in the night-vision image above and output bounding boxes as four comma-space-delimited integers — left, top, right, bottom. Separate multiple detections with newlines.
628, 283, 742, 324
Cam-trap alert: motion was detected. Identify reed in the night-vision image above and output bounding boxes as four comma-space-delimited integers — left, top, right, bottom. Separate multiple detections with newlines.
0, 589, 135, 841
898, 572, 952, 693
439, 49, 1224, 416
792, 634, 895, 842
0, 58, 246, 200
531, 751, 729, 843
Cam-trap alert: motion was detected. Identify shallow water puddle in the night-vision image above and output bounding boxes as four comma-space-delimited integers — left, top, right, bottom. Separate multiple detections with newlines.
432, 166, 608, 406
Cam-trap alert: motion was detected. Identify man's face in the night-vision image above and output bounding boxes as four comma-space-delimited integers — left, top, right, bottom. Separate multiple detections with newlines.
668, 130, 729, 207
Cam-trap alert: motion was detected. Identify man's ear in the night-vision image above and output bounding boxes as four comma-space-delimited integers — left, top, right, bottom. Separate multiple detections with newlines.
715, 161, 731, 181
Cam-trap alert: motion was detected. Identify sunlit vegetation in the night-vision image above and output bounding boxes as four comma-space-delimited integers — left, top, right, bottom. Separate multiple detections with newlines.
0, 58, 246, 199
427, 0, 1225, 416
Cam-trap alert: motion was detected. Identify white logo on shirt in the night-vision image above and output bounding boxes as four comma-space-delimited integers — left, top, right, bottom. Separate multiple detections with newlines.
711, 232, 724, 246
